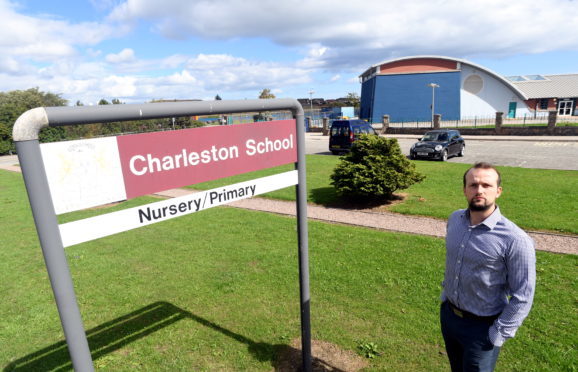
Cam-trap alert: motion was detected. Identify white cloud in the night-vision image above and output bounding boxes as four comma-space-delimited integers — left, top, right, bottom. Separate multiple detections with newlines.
0, 56, 27, 75
0, 49, 313, 104
182, 54, 312, 91
106, 48, 136, 63
108, 0, 578, 70
0, 0, 123, 75
102, 75, 138, 96
86, 48, 103, 58
2, 0, 578, 105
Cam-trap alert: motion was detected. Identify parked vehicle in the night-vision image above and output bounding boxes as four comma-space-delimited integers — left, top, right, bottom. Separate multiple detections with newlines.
410, 129, 465, 161
329, 120, 377, 154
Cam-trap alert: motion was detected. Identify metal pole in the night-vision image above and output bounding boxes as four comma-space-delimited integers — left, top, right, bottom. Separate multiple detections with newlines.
428, 83, 439, 127
294, 108, 312, 372
431, 86, 435, 126
15, 140, 94, 372
308, 89, 315, 125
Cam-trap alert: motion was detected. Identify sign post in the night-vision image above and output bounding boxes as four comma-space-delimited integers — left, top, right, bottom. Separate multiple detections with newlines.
13, 99, 311, 372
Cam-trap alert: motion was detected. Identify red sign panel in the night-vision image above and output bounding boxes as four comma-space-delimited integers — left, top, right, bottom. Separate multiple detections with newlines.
116, 120, 297, 199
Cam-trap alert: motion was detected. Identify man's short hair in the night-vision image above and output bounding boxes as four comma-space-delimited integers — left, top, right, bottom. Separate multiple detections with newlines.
463, 162, 501, 187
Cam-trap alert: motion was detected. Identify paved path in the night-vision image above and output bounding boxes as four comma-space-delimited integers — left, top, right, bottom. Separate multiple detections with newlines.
155, 188, 578, 256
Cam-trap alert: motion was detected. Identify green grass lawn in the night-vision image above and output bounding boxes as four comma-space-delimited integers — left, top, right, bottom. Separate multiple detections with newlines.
188, 155, 578, 235
1, 170, 577, 371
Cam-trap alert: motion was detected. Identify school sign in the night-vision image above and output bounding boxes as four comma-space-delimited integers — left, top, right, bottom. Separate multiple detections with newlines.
13, 99, 311, 372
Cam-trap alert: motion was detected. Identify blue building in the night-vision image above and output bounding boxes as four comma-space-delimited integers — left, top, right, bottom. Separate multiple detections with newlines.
359, 56, 530, 123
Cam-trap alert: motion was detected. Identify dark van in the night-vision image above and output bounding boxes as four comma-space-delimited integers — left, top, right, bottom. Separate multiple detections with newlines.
329, 120, 377, 154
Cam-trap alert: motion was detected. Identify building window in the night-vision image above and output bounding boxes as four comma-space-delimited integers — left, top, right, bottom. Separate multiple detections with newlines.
558, 100, 574, 116
539, 99, 548, 110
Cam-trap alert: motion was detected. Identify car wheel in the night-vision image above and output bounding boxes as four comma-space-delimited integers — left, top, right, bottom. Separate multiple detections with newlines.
441, 149, 448, 161
458, 145, 465, 157
409, 152, 415, 160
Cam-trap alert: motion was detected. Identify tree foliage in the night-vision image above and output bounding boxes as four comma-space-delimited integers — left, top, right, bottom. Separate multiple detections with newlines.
345, 92, 360, 108
258, 89, 275, 99
0, 88, 68, 154
331, 135, 425, 200
0, 89, 211, 155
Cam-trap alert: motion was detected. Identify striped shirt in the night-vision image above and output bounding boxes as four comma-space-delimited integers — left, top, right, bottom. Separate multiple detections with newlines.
441, 207, 536, 347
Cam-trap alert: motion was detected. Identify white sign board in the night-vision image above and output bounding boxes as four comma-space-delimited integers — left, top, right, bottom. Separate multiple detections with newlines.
59, 170, 298, 247
41, 137, 126, 215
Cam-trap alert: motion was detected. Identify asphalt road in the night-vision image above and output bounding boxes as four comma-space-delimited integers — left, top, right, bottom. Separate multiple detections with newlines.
305, 133, 578, 171
1, 135, 577, 171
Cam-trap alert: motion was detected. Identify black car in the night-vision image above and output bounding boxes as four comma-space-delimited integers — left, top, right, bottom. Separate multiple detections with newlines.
410, 129, 465, 161
329, 119, 377, 155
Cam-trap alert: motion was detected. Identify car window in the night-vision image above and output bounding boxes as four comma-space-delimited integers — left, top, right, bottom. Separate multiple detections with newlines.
422, 133, 436, 141
331, 126, 348, 136
423, 132, 451, 141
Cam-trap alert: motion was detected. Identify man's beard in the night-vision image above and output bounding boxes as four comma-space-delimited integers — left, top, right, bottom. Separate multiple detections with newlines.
469, 199, 493, 211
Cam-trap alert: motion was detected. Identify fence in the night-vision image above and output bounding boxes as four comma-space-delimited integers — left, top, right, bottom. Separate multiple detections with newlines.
197, 110, 295, 125
210, 109, 338, 126
388, 112, 577, 129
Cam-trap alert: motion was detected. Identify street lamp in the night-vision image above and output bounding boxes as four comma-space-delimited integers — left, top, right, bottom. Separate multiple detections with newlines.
428, 83, 439, 126
308, 89, 315, 119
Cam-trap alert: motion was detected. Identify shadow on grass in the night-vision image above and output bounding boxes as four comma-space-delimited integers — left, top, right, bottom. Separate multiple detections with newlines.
310, 187, 404, 210
4, 301, 321, 372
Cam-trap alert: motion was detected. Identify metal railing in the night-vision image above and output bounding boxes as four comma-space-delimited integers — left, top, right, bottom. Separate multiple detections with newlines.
388, 112, 576, 129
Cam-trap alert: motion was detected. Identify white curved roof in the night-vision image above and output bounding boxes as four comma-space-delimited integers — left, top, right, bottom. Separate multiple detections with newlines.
360, 55, 528, 100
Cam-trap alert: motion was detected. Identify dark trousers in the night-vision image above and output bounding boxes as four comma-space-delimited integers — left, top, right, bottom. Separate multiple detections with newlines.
440, 301, 501, 372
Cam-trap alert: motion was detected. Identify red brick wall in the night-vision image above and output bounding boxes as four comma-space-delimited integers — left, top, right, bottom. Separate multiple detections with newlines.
525, 98, 558, 112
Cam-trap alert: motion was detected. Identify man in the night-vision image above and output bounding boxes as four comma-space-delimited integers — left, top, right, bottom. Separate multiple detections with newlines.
440, 162, 536, 372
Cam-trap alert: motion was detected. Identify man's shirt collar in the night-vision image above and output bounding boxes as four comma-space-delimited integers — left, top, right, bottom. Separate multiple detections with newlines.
463, 206, 502, 230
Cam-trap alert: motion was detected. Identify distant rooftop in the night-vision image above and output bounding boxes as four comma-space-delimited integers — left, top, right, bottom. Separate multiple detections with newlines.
509, 73, 578, 99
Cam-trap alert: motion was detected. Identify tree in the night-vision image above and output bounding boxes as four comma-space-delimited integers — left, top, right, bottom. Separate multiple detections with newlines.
345, 92, 360, 108
255, 89, 275, 122
0, 88, 67, 154
258, 89, 275, 99
330, 135, 425, 201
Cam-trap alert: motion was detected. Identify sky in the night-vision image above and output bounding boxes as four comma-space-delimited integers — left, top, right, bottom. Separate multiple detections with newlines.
1, 0, 578, 105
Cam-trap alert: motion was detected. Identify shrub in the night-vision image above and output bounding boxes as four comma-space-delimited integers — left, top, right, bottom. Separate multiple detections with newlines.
330, 135, 425, 201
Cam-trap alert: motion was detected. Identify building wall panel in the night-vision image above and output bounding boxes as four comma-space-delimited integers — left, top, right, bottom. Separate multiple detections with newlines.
360, 78, 375, 121
370, 72, 460, 123
460, 64, 530, 117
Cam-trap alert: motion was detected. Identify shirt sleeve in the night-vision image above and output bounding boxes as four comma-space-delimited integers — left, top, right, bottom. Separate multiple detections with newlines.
440, 211, 458, 303
489, 234, 536, 346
